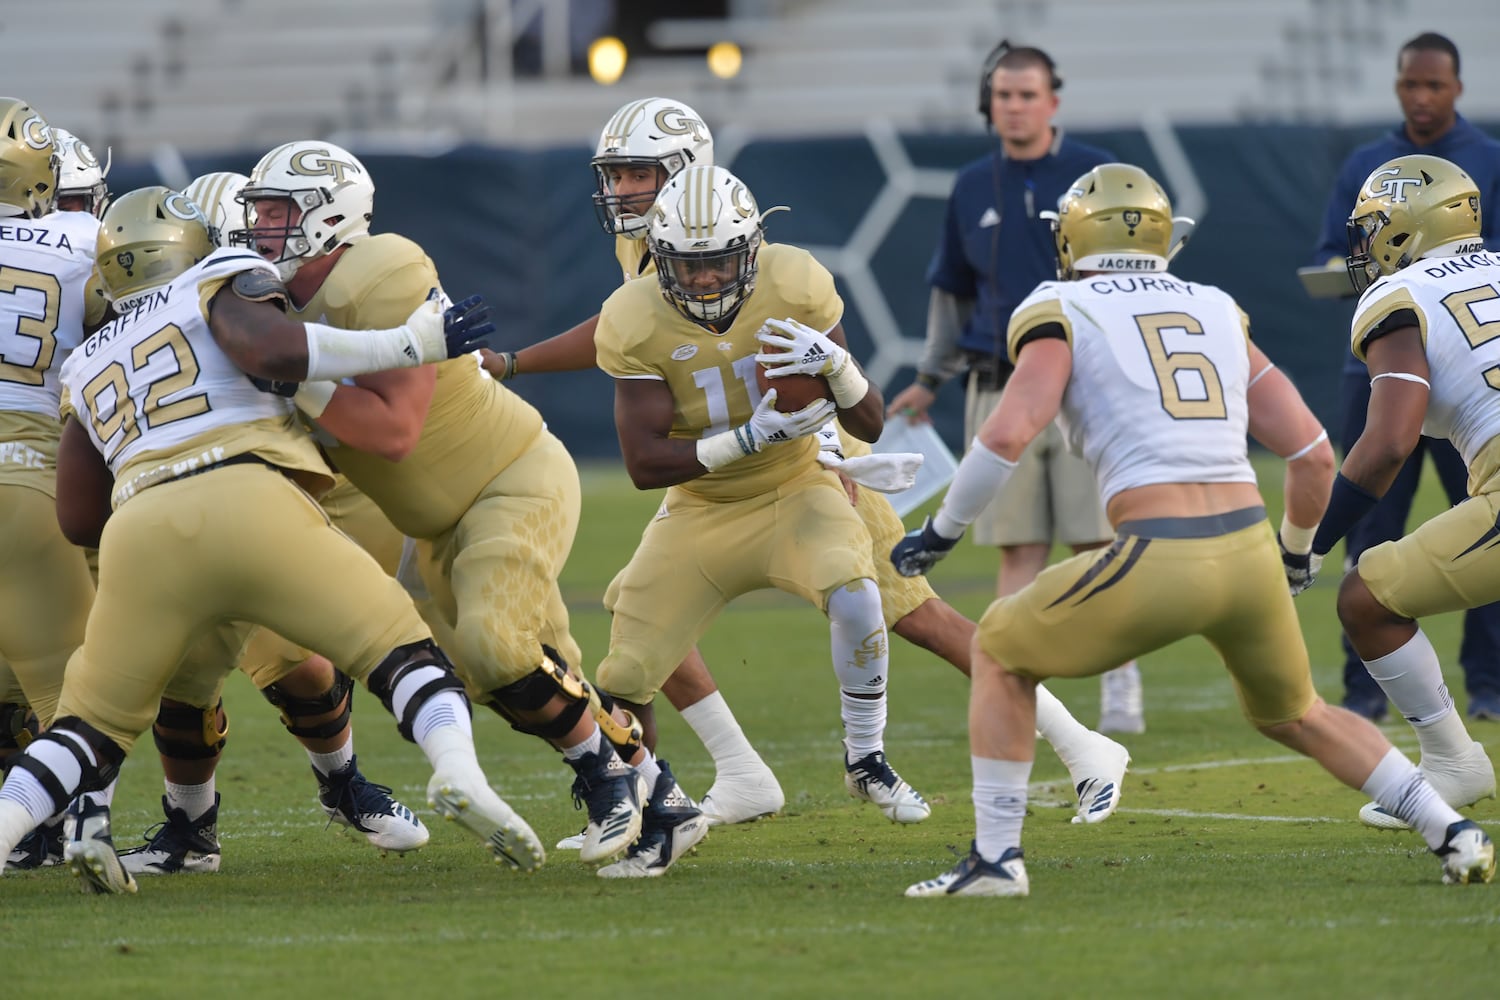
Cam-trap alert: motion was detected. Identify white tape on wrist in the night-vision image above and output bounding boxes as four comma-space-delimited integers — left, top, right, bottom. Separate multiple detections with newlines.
696, 428, 753, 472
1280, 514, 1316, 555
293, 380, 337, 418
303, 321, 425, 382
826, 360, 870, 409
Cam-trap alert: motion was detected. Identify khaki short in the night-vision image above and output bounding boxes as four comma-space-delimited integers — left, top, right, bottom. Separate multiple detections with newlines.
964, 375, 1111, 548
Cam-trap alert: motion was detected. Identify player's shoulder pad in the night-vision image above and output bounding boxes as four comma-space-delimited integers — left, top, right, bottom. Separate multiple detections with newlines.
231, 268, 288, 311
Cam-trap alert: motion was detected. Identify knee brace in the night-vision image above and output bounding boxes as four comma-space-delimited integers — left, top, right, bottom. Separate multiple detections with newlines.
487, 646, 643, 758
1, 701, 38, 752
10, 717, 126, 806
261, 670, 353, 741
152, 699, 228, 761
366, 639, 469, 742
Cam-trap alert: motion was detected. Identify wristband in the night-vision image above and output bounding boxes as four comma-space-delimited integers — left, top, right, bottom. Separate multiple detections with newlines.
499, 351, 518, 381
914, 372, 943, 391
1280, 514, 1316, 555
1311, 472, 1380, 556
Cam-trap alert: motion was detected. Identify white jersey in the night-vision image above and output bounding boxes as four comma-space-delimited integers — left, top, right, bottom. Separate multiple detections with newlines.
0, 211, 98, 417
1351, 250, 1500, 469
1007, 274, 1256, 505
59, 248, 296, 476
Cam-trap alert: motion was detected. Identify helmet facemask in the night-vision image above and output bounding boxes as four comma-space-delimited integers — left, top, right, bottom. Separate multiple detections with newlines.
592, 97, 714, 239
592, 158, 669, 238
653, 234, 761, 323
238, 141, 374, 281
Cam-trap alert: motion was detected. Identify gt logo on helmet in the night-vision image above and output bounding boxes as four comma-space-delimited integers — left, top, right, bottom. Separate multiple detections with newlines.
163, 191, 206, 224
289, 149, 360, 187
1365, 167, 1421, 203
21, 114, 50, 150
654, 108, 708, 144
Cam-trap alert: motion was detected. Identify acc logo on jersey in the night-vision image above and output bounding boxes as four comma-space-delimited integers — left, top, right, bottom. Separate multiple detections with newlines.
21, 114, 50, 150
1364, 167, 1421, 203
670, 344, 698, 361
290, 148, 361, 187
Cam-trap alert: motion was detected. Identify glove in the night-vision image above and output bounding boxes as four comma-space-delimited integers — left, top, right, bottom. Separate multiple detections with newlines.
1279, 534, 1324, 596
817, 450, 923, 493
248, 374, 298, 397
815, 420, 844, 457
890, 516, 962, 578
746, 390, 838, 448
755, 317, 869, 407
404, 294, 497, 362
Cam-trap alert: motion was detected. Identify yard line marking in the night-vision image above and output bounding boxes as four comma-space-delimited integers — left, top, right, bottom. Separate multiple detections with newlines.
1112, 807, 1344, 823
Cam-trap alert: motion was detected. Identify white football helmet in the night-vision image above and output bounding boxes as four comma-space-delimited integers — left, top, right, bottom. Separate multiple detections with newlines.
238, 140, 373, 280
592, 97, 713, 239
182, 171, 249, 247
52, 127, 111, 217
647, 165, 783, 323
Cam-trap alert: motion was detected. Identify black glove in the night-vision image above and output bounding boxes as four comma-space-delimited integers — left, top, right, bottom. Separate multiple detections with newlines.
1279, 534, 1323, 597
442, 294, 497, 358
890, 516, 962, 578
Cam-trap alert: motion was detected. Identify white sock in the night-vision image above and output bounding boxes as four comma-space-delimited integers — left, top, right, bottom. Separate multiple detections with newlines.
972, 757, 1032, 862
840, 692, 886, 759
0, 769, 59, 828
308, 739, 354, 778
1035, 684, 1095, 765
561, 725, 602, 761
1362, 630, 1457, 728
415, 719, 482, 779
165, 779, 217, 821
411, 691, 470, 745
82, 777, 117, 810
0, 799, 41, 859
680, 692, 764, 774
635, 747, 662, 790
1361, 746, 1462, 850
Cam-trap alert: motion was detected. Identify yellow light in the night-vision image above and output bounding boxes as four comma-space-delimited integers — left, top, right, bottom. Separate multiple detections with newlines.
706, 41, 742, 80
589, 36, 628, 85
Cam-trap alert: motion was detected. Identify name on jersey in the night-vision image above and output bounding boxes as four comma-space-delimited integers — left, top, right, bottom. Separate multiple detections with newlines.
1421, 251, 1496, 279
0, 224, 73, 252
0, 441, 46, 469
1086, 275, 1196, 296
83, 287, 174, 356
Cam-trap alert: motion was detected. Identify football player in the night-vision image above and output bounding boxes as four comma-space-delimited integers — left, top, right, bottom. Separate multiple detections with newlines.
0, 185, 531, 894
51, 127, 110, 217
584, 163, 929, 877
233, 141, 653, 871
0, 100, 103, 870
1308, 153, 1499, 830
896, 163, 1493, 896
488, 98, 1130, 834
115, 170, 429, 878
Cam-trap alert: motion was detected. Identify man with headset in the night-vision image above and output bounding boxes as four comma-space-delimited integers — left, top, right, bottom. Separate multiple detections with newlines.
887, 42, 1144, 733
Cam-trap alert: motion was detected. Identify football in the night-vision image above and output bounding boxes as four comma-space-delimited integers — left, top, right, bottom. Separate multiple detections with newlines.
755, 356, 833, 413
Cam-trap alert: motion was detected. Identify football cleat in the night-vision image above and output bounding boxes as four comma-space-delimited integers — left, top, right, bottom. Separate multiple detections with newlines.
844, 742, 931, 824
316, 755, 430, 853
63, 797, 138, 895
1099, 663, 1146, 735
555, 827, 586, 850
906, 843, 1029, 898
567, 745, 650, 863
4, 817, 63, 871
427, 768, 545, 873
119, 795, 222, 875
699, 763, 785, 827
1359, 741, 1496, 831
1068, 733, 1131, 825
1436, 820, 1496, 885
598, 760, 709, 878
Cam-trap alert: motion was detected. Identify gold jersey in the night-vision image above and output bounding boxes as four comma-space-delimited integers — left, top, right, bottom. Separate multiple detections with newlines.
614, 233, 654, 283
290, 234, 545, 538
594, 242, 843, 502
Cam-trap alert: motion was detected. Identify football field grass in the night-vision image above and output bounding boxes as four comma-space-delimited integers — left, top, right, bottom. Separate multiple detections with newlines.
3, 457, 1497, 998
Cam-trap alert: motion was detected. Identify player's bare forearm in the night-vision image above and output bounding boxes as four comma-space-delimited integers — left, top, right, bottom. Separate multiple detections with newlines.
836, 375, 884, 442
312, 367, 436, 462
208, 288, 311, 380
1245, 347, 1334, 527
618, 435, 715, 490
614, 376, 706, 489
519, 315, 600, 374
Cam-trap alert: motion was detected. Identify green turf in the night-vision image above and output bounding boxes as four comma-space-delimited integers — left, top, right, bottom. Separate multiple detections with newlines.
3, 456, 1497, 998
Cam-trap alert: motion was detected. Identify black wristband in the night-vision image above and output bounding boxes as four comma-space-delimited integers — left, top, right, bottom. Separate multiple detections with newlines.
1311, 472, 1381, 557
499, 351, 518, 381
914, 372, 942, 391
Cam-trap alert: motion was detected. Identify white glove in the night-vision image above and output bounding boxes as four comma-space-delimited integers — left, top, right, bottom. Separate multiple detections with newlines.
697, 389, 838, 472
755, 317, 870, 408
815, 419, 844, 457
816, 450, 923, 493
402, 299, 450, 364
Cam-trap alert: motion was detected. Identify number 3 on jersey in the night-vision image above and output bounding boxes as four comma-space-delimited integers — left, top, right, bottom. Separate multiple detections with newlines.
1135, 311, 1227, 420
0, 265, 60, 387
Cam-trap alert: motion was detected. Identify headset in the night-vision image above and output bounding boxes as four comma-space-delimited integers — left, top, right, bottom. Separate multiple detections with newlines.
978, 40, 1063, 124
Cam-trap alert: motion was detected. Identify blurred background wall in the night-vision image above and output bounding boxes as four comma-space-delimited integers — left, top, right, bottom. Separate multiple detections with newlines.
14, 0, 1500, 457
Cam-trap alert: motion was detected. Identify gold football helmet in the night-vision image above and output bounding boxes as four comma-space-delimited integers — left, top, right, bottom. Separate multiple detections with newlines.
96, 186, 217, 307
1346, 154, 1482, 292
0, 97, 59, 219
1045, 163, 1175, 280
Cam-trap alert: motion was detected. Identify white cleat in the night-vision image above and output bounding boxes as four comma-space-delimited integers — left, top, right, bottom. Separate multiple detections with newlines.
1067, 734, 1131, 825
317, 757, 430, 854
427, 770, 545, 873
555, 828, 586, 851
1359, 740, 1497, 831
599, 761, 709, 878
844, 743, 931, 824
63, 798, 138, 895
699, 765, 785, 827
905, 844, 1028, 898
1436, 820, 1496, 885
